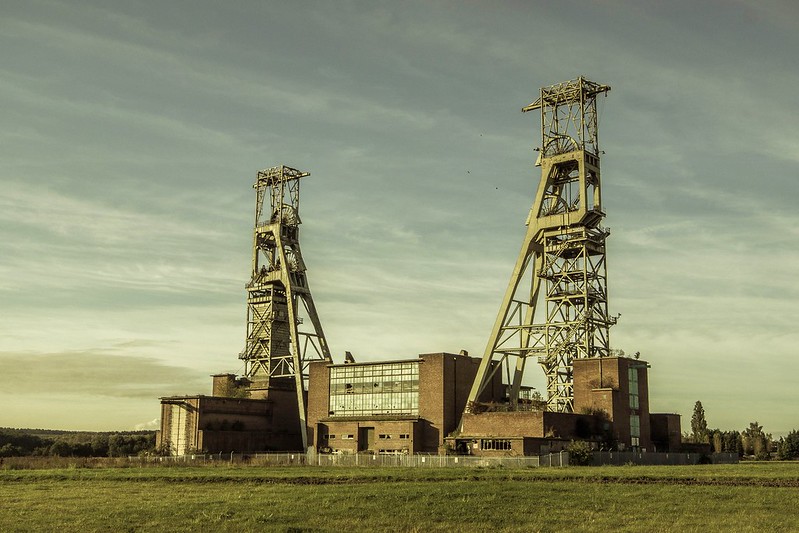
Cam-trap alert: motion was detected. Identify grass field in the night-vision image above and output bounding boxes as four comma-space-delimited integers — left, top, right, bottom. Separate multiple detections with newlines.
2, 462, 798, 532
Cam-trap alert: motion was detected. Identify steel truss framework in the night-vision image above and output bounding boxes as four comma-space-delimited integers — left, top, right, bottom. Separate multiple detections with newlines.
466, 77, 614, 413
240, 165, 331, 448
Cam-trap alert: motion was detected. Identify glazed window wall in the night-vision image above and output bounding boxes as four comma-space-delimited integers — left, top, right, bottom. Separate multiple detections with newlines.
630, 414, 641, 447
329, 362, 419, 417
628, 367, 639, 409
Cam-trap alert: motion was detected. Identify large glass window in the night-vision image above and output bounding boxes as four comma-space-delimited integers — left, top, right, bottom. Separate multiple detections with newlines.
630, 414, 640, 447
628, 367, 639, 409
329, 362, 419, 417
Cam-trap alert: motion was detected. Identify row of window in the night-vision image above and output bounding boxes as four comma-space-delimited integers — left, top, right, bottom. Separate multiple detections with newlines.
321, 434, 410, 440
330, 380, 419, 395
324, 449, 410, 455
480, 439, 513, 451
329, 391, 419, 416
329, 363, 421, 417
330, 362, 419, 380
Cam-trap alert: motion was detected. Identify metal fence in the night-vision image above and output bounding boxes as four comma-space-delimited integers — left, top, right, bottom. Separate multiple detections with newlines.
133, 451, 737, 468
131, 451, 569, 468
303, 452, 568, 468
592, 451, 739, 466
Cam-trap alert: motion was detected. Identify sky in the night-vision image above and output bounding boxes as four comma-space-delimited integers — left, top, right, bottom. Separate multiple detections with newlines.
1, 0, 797, 436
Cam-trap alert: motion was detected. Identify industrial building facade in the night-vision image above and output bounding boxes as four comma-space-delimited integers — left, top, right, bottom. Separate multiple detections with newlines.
157, 352, 680, 455
306, 352, 503, 454
156, 375, 302, 455
157, 77, 687, 458
453, 356, 681, 456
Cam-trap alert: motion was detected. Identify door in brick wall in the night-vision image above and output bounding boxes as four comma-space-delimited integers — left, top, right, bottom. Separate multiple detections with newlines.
359, 427, 375, 452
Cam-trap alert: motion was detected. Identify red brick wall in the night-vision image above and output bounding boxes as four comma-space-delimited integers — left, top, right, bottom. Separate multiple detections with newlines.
460, 411, 545, 437
573, 357, 653, 451
306, 360, 331, 447
317, 420, 417, 454
306, 353, 500, 454
418, 354, 444, 451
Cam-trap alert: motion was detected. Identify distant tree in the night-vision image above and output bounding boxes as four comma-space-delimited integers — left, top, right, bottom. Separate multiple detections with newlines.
690, 401, 709, 443
91, 434, 110, 457
721, 430, 744, 457
777, 430, 799, 460
529, 390, 547, 411
0, 430, 51, 456
742, 421, 770, 460
0, 429, 156, 458
48, 440, 74, 457
711, 430, 723, 453
108, 433, 155, 457
0, 443, 23, 457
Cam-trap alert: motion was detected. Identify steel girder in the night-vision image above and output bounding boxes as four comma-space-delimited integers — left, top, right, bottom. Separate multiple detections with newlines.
465, 77, 613, 415
239, 165, 331, 449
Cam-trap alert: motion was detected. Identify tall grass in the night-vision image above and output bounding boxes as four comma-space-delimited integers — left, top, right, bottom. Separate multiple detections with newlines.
1, 465, 798, 531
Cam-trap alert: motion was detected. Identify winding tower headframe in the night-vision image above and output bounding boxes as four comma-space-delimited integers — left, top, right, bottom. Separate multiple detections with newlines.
465, 77, 614, 414
240, 165, 331, 448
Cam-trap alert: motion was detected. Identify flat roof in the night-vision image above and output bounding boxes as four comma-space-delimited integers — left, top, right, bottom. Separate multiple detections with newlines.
325, 352, 465, 368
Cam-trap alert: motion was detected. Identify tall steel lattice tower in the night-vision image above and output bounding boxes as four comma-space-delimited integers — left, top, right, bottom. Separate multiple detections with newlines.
239, 165, 331, 448
466, 77, 614, 413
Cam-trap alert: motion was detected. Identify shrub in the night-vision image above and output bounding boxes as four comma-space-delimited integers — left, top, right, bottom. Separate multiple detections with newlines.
777, 430, 799, 460
566, 441, 594, 466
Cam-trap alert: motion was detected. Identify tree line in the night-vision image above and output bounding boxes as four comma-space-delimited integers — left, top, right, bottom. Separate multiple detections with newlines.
689, 401, 799, 460
0, 428, 156, 458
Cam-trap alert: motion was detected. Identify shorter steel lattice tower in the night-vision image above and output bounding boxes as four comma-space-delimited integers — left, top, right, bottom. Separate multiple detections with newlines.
465, 77, 615, 414
239, 165, 331, 448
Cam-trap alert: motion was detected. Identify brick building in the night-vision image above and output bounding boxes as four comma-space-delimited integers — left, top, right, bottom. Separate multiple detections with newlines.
306, 352, 503, 454
156, 375, 303, 454
450, 356, 681, 456
157, 353, 681, 456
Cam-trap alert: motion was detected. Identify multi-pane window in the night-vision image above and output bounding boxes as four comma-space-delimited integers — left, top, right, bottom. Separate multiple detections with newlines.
628, 367, 639, 409
329, 362, 419, 417
480, 439, 512, 451
630, 415, 640, 447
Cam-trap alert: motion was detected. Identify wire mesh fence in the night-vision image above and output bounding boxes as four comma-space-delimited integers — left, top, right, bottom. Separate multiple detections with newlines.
132, 450, 736, 467
591, 451, 738, 466
130, 451, 569, 468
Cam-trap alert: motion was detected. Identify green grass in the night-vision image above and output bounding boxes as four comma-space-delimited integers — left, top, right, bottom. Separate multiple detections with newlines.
2, 463, 798, 531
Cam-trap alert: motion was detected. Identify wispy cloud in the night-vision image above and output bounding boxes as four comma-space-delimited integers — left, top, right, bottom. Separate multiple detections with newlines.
0, 348, 210, 399
1, 1, 796, 435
